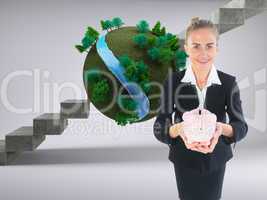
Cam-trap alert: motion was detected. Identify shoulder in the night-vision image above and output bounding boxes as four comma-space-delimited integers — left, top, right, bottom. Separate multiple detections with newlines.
170, 68, 237, 87
172, 69, 186, 82
217, 69, 237, 86
217, 69, 236, 82
163, 69, 185, 85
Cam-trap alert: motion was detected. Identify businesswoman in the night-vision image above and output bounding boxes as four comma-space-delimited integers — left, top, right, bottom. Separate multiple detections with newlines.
153, 17, 248, 200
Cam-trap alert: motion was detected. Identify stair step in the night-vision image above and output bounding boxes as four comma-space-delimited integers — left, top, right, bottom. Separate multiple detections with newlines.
214, 23, 242, 34
60, 99, 89, 119
211, 7, 245, 26
33, 113, 68, 135
5, 126, 45, 152
210, 8, 245, 34
0, 140, 21, 165
224, 0, 267, 19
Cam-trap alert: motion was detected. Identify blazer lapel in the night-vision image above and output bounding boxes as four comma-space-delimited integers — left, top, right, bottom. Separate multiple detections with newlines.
175, 83, 199, 111
204, 83, 224, 111
175, 82, 223, 113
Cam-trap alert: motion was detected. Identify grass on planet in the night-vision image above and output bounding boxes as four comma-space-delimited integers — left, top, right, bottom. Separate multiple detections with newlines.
83, 26, 176, 124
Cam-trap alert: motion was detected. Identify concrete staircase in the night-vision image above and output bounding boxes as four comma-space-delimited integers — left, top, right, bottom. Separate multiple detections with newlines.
0, 99, 89, 165
178, 0, 267, 48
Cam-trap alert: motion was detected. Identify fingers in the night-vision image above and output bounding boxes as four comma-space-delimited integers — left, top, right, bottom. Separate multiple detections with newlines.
180, 132, 220, 154
214, 122, 223, 137
187, 141, 199, 149
188, 140, 213, 154
199, 140, 211, 146
180, 122, 223, 154
180, 133, 197, 150
186, 141, 209, 153
207, 136, 218, 153
194, 144, 210, 154
183, 137, 194, 149
180, 135, 209, 153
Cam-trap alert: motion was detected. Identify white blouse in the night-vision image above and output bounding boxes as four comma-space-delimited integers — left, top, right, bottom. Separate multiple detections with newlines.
180, 61, 222, 109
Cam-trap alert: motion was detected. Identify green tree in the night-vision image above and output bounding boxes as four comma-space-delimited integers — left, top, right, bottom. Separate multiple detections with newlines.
160, 27, 166, 36
119, 56, 150, 88
115, 111, 139, 126
75, 26, 99, 53
158, 48, 174, 63
136, 60, 148, 75
133, 34, 148, 48
174, 50, 188, 71
139, 71, 148, 82
117, 95, 137, 112
100, 20, 113, 31
75, 45, 86, 53
152, 21, 161, 36
91, 79, 110, 103
152, 21, 166, 36
112, 17, 124, 28
105, 20, 114, 31
84, 68, 102, 85
101, 20, 107, 31
168, 37, 179, 51
81, 35, 95, 49
148, 47, 160, 60
165, 33, 179, 50
136, 20, 150, 33
115, 112, 128, 126
124, 63, 138, 82
155, 35, 169, 47
114, 95, 139, 125
119, 55, 132, 67
123, 99, 137, 111
147, 36, 157, 47
85, 26, 99, 40
140, 79, 151, 94
165, 33, 175, 40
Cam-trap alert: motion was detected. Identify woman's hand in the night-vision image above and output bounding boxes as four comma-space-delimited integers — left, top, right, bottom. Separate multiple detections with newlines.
207, 122, 223, 153
190, 122, 223, 154
169, 122, 202, 150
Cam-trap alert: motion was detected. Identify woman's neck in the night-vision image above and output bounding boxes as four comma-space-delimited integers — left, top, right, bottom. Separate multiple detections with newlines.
191, 64, 212, 90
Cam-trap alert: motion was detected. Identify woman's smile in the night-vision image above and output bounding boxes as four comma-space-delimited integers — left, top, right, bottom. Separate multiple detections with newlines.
197, 59, 210, 64
193, 59, 212, 67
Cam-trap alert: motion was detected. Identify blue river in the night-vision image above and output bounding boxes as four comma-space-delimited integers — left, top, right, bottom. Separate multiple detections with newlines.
96, 32, 150, 120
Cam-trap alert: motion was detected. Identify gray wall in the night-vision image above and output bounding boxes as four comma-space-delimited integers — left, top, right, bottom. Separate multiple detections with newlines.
0, 1, 267, 200
0, 0, 266, 147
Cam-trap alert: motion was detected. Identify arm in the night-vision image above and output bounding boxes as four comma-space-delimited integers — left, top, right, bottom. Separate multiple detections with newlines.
222, 78, 248, 147
153, 72, 179, 146
221, 123, 234, 138
169, 122, 183, 138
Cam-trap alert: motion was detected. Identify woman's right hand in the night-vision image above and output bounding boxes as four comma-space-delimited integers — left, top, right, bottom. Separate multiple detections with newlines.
169, 122, 199, 150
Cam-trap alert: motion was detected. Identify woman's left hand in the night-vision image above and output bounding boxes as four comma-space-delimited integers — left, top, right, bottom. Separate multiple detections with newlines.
189, 122, 223, 154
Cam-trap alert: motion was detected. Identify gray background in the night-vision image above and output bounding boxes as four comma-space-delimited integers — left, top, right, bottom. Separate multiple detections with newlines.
0, 0, 266, 199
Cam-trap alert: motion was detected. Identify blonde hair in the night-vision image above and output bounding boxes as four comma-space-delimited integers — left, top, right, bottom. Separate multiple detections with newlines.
185, 17, 219, 45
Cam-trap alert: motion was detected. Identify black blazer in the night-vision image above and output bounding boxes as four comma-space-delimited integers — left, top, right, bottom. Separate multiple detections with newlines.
153, 69, 248, 173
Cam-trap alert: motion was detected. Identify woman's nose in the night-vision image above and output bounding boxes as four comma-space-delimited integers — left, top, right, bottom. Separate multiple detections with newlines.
199, 47, 209, 57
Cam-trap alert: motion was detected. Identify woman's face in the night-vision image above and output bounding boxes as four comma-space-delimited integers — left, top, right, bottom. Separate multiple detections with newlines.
184, 27, 218, 71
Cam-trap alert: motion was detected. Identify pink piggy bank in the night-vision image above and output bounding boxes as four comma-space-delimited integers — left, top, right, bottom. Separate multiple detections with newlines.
182, 108, 217, 144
